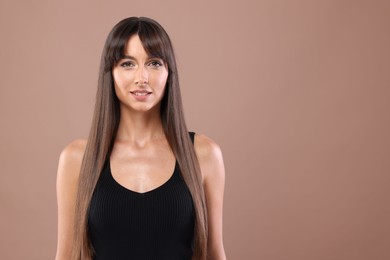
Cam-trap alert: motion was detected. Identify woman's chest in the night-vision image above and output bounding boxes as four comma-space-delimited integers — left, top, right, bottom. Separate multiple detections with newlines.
109, 141, 176, 193
88, 162, 195, 238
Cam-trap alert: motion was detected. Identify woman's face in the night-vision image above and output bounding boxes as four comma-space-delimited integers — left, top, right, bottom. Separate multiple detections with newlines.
112, 34, 168, 113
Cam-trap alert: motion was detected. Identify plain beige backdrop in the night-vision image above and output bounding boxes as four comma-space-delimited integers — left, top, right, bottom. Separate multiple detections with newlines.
1, 0, 390, 259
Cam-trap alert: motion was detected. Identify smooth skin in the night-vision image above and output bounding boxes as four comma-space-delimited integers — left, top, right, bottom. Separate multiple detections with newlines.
56, 35, 226, 260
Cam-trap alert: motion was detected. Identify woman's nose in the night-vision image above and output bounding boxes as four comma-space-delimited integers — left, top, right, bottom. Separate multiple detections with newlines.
135, 66, 149, 85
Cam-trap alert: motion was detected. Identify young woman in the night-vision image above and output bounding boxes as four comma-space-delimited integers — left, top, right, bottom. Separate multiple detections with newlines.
55, 17, 226, 260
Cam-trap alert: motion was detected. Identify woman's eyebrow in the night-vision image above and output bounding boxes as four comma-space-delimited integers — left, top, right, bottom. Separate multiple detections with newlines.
148, 55, 162, 59
120, 55, 161, 60
120, 55, 136, 60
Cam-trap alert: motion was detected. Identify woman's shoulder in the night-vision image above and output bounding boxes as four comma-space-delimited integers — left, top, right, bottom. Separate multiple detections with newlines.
193, 133, 222, 159
193, 133, 225, 181
60, 139, 88, 162
57, 139, 88, 180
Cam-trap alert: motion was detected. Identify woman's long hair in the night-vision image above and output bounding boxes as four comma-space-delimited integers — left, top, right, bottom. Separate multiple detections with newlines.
72, 17, 208, 260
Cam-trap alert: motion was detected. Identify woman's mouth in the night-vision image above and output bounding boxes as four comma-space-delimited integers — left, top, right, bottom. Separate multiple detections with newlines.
130, 90, 152, 100
130, 90, 152, 95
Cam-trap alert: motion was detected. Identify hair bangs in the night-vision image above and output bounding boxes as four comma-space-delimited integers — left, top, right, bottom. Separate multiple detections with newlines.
104, 18, 140, 72
138, 21, 171, 65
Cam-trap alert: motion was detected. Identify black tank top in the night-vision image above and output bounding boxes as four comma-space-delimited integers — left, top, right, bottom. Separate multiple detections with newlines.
88, 132, 195, 260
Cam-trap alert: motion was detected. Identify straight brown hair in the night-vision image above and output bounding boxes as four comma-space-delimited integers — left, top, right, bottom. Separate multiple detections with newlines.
72, 17, 208, 260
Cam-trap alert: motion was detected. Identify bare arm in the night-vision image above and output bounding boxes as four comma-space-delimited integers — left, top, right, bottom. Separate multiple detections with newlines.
55, 139, 86, 260
194, 134, 227, 260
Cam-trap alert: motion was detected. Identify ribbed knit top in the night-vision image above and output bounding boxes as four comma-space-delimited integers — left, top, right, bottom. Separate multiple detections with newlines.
88, 133, 195, 260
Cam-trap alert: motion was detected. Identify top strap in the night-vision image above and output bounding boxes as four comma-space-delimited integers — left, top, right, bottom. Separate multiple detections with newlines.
189, 132, 195, 144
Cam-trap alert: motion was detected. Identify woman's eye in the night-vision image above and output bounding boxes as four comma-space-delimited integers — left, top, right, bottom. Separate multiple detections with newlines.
148, 60, 164, 68
120, 62, 135, 68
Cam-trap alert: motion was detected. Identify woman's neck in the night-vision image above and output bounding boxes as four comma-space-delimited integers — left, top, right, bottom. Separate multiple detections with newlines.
115, 107, 165, 147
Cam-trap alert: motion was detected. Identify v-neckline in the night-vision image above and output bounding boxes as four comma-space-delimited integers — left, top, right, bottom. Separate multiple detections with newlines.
108, 159, 178, 195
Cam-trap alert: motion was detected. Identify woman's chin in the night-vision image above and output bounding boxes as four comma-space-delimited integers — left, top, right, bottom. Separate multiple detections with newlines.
121, 103, 160, 114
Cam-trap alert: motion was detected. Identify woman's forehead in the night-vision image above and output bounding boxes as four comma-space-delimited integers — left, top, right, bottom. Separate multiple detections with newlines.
123, 35, 148, 58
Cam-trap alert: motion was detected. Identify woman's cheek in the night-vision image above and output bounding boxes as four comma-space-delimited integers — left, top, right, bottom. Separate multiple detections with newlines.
158, 73, 168, 87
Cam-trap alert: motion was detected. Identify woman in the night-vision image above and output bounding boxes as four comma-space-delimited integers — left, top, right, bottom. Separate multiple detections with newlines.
55, 17, 226, 260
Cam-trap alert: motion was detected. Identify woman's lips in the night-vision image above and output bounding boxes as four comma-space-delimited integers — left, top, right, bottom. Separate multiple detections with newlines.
130, 90, 152, 100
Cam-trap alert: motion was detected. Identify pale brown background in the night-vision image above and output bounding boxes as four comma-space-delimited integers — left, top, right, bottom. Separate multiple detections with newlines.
1, 0, 389, 259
